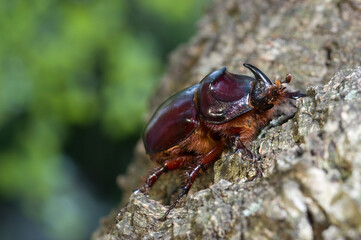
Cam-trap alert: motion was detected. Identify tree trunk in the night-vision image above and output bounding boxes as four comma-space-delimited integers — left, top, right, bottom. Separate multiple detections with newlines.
93, 0, 361, 239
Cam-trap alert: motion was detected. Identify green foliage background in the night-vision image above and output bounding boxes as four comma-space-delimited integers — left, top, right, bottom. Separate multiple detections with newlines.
0, 1, 208, 239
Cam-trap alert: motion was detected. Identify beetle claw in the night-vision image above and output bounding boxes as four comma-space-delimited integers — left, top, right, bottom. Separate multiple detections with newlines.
159, 187, 189, 221
133, 188, 144, 194
246, 158, 263, 181
159, 215, 167, 222
133, 185, 150, 194
235, 148, 242, 155
133, 188, 141, 194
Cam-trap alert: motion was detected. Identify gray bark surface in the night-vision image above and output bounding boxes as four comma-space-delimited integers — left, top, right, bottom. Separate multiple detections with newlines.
93, 0, 361, 239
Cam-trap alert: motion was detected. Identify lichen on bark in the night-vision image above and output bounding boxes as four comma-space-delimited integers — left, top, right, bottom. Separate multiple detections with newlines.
93, 0, 361, 239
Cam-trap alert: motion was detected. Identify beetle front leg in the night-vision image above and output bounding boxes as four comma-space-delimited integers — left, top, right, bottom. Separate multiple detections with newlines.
257, 112, 297, 139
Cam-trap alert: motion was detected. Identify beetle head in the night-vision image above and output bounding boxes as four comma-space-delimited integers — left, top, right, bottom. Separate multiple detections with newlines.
244, 63, 304, 111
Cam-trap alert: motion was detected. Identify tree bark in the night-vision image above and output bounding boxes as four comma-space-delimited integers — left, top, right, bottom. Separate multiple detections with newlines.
93, 0, 361, 239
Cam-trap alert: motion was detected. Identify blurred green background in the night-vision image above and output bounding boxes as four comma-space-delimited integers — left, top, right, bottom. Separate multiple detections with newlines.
0, 1, 209, 239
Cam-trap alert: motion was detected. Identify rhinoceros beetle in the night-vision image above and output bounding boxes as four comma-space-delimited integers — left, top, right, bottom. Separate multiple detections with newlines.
138, 63, 304, 220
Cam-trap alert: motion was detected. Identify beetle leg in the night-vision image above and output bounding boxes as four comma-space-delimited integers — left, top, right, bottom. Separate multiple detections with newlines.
257, 112, 297, 140
233, 136, 263, 181
233, 137, 253, 160
160, 143, 224, 221
135, 156, 192, 193
246, 156, 263, 181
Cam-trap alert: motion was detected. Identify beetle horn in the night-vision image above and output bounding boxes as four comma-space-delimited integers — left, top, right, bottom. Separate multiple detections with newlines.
243, 63, 272, 86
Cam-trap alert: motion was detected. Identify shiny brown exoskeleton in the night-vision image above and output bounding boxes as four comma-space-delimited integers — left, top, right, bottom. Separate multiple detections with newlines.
137, 63, 304, 220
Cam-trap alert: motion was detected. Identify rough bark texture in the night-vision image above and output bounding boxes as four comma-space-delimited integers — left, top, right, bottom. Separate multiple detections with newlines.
93, 0, 361, 239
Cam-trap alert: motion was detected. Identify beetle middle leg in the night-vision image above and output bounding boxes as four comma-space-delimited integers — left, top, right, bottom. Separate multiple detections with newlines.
160, 143, 224, 221
233, 136, 253, 159
135, 155, 193, 193
234, 136, 263, 180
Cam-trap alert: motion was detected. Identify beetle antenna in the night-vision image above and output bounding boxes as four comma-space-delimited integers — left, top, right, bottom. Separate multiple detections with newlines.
243, 63, 272, 86
282, 74, 292, 84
